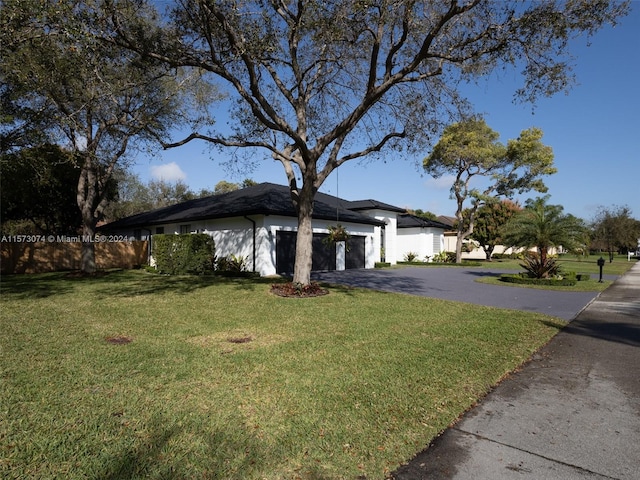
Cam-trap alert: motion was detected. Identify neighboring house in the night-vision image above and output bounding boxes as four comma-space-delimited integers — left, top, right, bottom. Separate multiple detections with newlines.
397, 214, 450, 261
103, 182, 447, 276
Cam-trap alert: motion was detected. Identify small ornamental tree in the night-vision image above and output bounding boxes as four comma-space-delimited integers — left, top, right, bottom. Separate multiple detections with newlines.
467, 199, 522, 261
424, 118, 556, 263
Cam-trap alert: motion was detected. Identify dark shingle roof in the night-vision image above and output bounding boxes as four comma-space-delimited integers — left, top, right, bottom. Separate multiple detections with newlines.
104, 183, 387, 230
347, 199, 406, 213
397, 213, 450, 229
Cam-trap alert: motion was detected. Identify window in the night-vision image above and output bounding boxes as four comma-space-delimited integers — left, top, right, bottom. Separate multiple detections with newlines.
179, 224, 191, 234
155, 227, 164, 234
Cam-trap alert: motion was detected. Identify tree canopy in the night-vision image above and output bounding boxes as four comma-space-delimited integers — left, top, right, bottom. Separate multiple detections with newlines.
0, 145, 84, 235
0, 0, 207, 272
591, 205, 640, 261
467, 199, 521, 261
424, 118, 556, 262
104, 173, 216, 221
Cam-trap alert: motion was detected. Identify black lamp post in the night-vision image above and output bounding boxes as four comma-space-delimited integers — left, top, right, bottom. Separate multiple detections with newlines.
597, 256, 605, 283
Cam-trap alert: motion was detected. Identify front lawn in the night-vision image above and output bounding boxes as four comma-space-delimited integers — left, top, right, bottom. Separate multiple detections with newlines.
1, 270, 564, 479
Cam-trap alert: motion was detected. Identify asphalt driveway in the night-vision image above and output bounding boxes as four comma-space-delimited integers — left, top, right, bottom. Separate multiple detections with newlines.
312, 267, 613, 321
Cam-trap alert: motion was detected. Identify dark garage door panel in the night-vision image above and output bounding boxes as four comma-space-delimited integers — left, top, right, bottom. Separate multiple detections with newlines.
275, 231, 296, 275
276, 231, 336, 275
346, 236, 365, 269
276, 231, 366, 274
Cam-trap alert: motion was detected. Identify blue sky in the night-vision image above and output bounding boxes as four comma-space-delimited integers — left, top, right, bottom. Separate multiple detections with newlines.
132, 4, 639, 222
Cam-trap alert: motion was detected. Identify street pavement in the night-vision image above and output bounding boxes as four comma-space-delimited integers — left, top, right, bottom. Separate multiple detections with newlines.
315, 262, 640, 479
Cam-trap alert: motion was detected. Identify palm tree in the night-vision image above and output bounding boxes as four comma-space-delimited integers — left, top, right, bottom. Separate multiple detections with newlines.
502, 196, 587, 278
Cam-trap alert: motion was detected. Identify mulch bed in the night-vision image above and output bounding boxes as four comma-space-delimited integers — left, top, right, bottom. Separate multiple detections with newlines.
270, 282, 329, 298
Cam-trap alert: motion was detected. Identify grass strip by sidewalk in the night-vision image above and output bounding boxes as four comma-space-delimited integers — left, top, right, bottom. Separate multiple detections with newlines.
1, 270, 564, 479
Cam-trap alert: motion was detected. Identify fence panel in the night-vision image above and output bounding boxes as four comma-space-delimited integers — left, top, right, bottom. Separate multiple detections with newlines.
1, 241, 149, 274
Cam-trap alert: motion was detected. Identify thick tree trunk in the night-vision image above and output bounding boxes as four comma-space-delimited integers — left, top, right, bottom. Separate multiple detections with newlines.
292, 184, 316, 285
483, 245, 494, 261
455, 232, 464, 263
77, 155, 98, 274
81, 219, 97, 274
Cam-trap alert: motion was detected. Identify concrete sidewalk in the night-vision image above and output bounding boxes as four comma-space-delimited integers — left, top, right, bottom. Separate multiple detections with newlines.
391, 261, 640, 480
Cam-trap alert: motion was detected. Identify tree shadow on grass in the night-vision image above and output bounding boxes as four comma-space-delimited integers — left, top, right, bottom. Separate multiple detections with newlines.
0, 271, 78, 299
0, 270, 258, 300
99, 415, 266, 480
2, 269, 404, 302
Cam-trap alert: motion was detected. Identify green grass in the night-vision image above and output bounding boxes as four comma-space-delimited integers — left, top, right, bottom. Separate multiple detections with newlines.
473, 255, 637, 291
476, 274, 612, 291
1, 270, 566, 479
488, 254, 637, 276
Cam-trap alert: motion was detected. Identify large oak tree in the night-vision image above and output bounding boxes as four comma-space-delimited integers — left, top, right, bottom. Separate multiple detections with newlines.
107, 0, 628, 284
0, 0, 206, 273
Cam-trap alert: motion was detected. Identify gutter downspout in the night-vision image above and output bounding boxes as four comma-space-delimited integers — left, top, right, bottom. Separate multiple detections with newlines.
244, 216, 256, 273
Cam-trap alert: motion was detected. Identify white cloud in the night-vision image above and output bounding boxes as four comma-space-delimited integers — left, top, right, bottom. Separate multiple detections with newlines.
150, 162, 187, 182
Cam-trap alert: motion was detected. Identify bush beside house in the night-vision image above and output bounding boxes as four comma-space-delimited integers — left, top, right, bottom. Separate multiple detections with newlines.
152, 234, 215, 275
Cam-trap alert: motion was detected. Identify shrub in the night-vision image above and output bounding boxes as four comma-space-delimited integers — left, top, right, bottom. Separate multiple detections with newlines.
216, 254, 248, 273
432, 251, 456, 263
499, 274, 577, 287
520, 252, 560, 279
375, 262, 391, 268
152, 234, 215, 275
403, 252, 419, 262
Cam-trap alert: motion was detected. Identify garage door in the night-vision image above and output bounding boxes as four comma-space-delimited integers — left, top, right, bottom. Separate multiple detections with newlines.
276, 231, 336, 275
345, 235, 365, 269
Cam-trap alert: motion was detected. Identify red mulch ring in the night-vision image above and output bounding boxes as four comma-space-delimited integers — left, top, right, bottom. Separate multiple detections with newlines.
270, 282, 329, 298
105, 336, 133, 345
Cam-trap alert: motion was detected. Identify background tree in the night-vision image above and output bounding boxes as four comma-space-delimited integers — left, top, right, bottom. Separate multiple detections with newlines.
424, 118, 556, 262
591, 205, 640, 262
0, 0, 207, 273
213, 179, 257, 195
0, 145, 84, 235
467, 199, 521, 261
104, 172, 225, 221
108, 0, 628, 284
407, 209, 437, 221
502, 196, 588, 278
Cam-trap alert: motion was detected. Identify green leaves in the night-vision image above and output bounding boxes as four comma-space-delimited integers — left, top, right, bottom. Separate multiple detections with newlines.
502, 196, 588, 258
424, 117, 557, 262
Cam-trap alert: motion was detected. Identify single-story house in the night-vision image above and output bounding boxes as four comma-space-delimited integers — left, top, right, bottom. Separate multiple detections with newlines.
103, 182, 449, 276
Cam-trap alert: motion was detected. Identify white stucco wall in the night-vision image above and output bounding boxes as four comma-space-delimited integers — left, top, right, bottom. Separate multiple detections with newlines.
112, 215, 378, 276
397, 227, 444, 261
351, 208, 399, 265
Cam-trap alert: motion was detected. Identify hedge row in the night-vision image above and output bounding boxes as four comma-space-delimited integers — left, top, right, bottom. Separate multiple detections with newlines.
152, 234, 215, 275
499, 274, 577, 287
